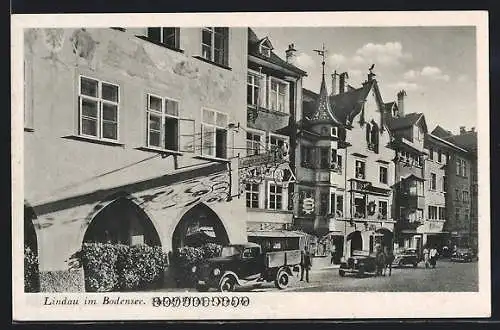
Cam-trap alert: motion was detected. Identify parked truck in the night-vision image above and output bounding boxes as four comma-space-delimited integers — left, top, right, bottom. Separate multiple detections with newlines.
193, 231, 310, 292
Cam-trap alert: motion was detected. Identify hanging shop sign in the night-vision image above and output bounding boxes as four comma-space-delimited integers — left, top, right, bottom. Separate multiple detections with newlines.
302, 197, 315, 215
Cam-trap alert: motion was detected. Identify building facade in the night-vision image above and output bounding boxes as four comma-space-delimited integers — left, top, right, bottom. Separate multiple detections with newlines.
24, 27, 250, 291
298, 68, 396, 258
432, 126, 478, 250
242, 29, 306, 232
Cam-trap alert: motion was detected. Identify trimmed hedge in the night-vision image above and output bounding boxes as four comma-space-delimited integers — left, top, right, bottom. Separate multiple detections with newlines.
24, 245, 40, 292
77, 243, 168, 292
172, 243, 222, 287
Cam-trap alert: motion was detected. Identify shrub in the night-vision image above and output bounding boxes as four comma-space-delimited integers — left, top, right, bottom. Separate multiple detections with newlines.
116, 244, 167, 291
173, 243, 222, 287
80, 243, 119, 292
24, 245, 39, 292
78, 243, 167, 292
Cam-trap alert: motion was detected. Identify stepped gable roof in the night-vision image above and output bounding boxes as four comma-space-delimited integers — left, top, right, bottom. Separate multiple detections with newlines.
248, 28, 307, 76
386, 112, 424, 131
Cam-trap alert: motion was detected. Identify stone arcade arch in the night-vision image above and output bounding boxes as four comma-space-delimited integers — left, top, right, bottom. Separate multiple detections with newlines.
83, 197, 161, 247
347, 230, 363, 256
375, 228, 394, 253
172, 203, 229, 251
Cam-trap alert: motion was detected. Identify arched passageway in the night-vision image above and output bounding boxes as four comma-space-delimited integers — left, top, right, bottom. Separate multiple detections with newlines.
347, 230, 362, 255
172, 203, 229, 251
376, 228, 394, 253
83, 197, 161, 247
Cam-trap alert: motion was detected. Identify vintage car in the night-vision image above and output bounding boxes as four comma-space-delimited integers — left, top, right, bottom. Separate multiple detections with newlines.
392, 248, 420, 268
451, 248, 474, 262
339, 250, 378, 277
193, 242, 302, 292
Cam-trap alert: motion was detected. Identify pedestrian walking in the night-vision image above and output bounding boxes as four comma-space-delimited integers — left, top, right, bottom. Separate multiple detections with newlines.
423, 246, 430, 269
330, 245, 337, 265
300, 248, 312, 283
430, 246, 438, 268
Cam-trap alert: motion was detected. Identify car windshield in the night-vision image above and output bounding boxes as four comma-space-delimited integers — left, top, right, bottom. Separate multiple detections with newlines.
220, 246, 241, 257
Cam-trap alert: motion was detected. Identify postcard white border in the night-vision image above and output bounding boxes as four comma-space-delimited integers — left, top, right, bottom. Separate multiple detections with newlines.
11, 11, 490, 321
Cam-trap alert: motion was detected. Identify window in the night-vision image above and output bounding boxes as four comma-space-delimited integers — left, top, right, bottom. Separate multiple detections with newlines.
245, 183, 259, 208
429, 147, 434, 161
331, 127, 338, 137
455, 189, 460, 201
301, 146, 314, 168
415, 125, 423, 141
438, 149, 442, 163
24, 59, 34, 130
246, 131, 262, 156
319, 192, 329, 216
247, 73, 260, 106
462, 160, 468, 177
439, 207, 446, 220
147, 27, 179, 48
79, 76, 119, 141
456, 158, 462, 176
455, 208, 460, 221
269, 78, 288, 112
379, 166, 388, 184
269, 134, 289, 160
378, 201, 388, 219
408, 180, 424, 196
336, 195, 344, 217
319, 147, 329, 169
330, 193, 336, 214
336, 155, 343, 173
416, 209, 424, 222
366, 123, 379, 152
268, 183, 283, 210
202, 108, 228, 159
463, 191, 469, 203
442, 176, 447, 192
354, 197, 366, 218
146, 94, 183, 151
355, 160, 366, 180
464, 209, 469, 224
201, 27, 229, 66
431, 173, 437, 190
428, 206, 438, 220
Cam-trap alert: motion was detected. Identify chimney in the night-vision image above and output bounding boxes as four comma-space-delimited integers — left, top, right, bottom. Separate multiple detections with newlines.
339, 72, 349, 94
331, 70, 338, 96
397, 90, 407, 117
285, 43, 296, 63
460, 126, 466, 134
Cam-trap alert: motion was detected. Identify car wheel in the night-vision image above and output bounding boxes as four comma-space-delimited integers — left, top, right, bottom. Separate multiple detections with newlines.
219, 277, 236, 292
196, 284, 209, 292
339, 270, 345, 277
275, 271, 290, 290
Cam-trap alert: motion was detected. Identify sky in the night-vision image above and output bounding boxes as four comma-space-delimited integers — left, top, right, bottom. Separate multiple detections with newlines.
252, 26, 477, 135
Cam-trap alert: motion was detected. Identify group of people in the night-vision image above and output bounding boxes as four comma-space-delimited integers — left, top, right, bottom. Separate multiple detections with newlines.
423, 246, 439, 268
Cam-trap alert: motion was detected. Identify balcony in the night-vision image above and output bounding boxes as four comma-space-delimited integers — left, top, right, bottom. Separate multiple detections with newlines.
247, 105, 289, 132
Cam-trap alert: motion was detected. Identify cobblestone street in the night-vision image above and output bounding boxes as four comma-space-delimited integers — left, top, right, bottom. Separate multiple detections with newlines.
271, 259, 479, 292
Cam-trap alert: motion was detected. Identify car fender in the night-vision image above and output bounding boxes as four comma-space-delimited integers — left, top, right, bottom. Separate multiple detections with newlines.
219, 271, 241, 287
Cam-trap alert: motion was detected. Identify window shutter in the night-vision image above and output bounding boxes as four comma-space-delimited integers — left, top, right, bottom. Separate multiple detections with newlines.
179, 118, 195, 152
285, 81, 290, 114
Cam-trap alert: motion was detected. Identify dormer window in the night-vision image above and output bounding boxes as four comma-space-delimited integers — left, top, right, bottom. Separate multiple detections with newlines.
258, 37, 274, 58
260, 45, 271, 57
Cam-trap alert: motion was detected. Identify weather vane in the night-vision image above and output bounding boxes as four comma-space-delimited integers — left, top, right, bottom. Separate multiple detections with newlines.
313, 43, 327, 75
